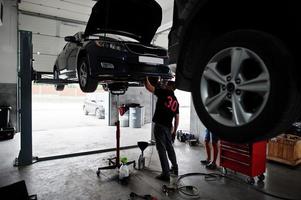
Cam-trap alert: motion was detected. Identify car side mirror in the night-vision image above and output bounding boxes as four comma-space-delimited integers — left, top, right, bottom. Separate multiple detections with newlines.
64, 36, 78, 43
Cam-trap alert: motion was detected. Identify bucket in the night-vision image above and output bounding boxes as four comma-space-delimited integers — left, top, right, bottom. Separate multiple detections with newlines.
129, 106, 143, 128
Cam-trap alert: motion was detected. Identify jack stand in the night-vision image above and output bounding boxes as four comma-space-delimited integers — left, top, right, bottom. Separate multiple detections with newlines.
96, 93, 135, 177
137, 141, 149, 170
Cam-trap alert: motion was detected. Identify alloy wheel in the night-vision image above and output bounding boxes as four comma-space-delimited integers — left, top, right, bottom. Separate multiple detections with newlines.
79, 62, 88, 87
200, 47, 270, 127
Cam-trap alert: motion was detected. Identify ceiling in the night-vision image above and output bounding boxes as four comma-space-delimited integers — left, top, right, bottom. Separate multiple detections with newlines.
18, 0, 174, 27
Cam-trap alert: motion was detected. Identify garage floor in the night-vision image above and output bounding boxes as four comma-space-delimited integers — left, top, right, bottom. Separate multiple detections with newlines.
1, 95, 300, 199
1, 136, 301, 200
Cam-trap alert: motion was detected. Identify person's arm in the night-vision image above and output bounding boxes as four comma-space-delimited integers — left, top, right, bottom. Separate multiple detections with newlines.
172, 114, 179, 141
144, 77, 155, 93
173, 114, 179, 134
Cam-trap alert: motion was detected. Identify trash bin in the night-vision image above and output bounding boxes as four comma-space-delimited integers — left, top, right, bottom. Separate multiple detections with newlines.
0, 106, 15, 140
0, 106, 11, 128
129, 106, 143, 128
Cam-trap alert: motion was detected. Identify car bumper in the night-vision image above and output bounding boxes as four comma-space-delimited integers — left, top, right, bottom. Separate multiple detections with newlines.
89, 51, 172, 81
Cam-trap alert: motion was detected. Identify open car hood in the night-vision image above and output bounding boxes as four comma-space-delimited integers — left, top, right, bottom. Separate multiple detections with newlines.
84, 0, 162, 44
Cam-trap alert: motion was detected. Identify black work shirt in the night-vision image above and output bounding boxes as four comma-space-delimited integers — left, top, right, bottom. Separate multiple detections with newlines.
152, 88, 179, 128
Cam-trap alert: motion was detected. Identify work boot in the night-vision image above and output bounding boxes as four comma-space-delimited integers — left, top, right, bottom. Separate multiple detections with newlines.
155, 174, 170, 182
170, 166, 178, 176
200, 160, 210, 165
206, 162, 217, 170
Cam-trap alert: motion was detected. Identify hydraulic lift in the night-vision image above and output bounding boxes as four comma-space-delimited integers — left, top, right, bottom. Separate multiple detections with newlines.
16, 30, 151, 166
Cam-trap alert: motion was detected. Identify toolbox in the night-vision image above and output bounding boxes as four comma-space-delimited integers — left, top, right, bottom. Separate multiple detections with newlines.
220, 140, 267, 184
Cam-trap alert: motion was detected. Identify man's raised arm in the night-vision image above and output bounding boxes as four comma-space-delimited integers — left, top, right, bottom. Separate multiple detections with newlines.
144, 77, 155, 93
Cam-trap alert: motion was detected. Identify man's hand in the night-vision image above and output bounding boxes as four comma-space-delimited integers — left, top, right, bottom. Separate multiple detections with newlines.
172, 131, 176, 143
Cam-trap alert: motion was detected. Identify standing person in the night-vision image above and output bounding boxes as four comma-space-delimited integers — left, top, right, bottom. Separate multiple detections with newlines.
200, 129, 219, 170
144, 77, 179, 181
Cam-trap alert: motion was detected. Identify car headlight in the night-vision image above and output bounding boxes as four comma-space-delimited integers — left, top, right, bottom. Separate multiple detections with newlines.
95, 41, 127, 52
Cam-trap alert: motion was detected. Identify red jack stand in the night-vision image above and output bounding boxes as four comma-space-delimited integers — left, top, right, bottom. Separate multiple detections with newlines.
96, 94, 135, 177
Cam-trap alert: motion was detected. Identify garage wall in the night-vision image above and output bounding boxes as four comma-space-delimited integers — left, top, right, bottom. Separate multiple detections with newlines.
0, 0, 18, 84
18, 13, 86, 72
119, 87, 153, 124
0, 0, 18, 130
190, 100, 206, 144
161, 4, 173, 29
109, 87, 152, 126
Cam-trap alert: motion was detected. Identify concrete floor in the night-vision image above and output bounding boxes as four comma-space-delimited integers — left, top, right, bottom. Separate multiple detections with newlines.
1, 95, 301, 199
1, 136, 301, 200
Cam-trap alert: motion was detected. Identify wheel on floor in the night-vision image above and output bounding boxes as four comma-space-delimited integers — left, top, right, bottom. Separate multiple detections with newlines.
258, 174, 265, 182
247, 177, 255, 185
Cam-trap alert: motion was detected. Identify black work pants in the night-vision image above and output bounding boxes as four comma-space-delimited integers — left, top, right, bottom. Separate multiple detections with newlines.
154, 123, 178, 176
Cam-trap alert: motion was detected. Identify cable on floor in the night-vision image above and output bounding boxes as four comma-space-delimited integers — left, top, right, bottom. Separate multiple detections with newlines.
176, 172, 299, 200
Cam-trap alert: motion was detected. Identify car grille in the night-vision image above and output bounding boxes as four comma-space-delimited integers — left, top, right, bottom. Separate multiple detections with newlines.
125, 43, 167, 57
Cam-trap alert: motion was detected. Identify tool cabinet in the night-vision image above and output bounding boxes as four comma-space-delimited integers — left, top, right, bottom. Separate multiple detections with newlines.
220, 140, 267, 184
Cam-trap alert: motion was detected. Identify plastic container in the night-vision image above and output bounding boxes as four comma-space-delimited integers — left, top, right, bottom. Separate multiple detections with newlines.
119, 163, 129, 180
119, 110, 129, 127
129, 106, 143, 128
0, 106, 11, 128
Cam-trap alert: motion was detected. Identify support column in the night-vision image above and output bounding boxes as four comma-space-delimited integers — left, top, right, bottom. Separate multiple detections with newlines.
16, 30, 33, 166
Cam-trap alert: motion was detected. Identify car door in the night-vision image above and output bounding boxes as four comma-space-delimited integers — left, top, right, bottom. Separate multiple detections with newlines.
57, 43, 68, 70
62, 42, 77, 70
66, 43, 79, 71
85, 98, 94, 113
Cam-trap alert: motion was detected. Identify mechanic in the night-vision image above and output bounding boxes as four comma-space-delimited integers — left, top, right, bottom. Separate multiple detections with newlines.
144, 77, 179, 181
200, 129, 219, 170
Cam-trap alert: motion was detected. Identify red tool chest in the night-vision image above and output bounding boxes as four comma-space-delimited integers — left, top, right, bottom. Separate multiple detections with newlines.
220, 140, 267, 184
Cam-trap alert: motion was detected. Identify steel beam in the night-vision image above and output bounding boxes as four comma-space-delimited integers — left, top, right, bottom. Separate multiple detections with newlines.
16, 30, 34, 166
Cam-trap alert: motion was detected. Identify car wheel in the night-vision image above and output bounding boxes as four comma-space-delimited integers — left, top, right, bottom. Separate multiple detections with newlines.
102, 84, 109, 91
191, 30, 300, 143
77, 57, 98, 93
95, 108, 103, 119
53, 66, 65, 91
83, 106, 89, 115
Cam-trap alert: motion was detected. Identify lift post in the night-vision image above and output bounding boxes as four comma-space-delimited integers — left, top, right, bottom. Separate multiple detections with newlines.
14, 32, 150, 166
15, 30, 34, 166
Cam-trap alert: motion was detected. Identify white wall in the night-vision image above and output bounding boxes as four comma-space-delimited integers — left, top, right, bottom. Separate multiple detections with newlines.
18, 14, 86, 72
161, 6, 173, 29
0, 0, 17, 84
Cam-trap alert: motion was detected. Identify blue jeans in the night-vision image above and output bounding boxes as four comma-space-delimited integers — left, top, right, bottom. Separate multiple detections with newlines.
154, 123, 178, 176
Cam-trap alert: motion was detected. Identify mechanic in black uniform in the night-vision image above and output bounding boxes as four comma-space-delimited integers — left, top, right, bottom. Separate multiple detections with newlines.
144, 77, 179, 181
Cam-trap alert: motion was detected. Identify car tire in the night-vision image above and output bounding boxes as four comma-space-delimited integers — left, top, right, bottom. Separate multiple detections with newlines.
95, 108, 104, 119
77, 57, 98, 93
83, 106, 89, 115
191, 30, 301, 143
53, 66, 65, 91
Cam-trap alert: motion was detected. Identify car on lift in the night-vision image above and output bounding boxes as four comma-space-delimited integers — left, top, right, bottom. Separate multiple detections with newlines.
169, 0, 301, 143
83, 94, 105, 119
53, 0, 172, 93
